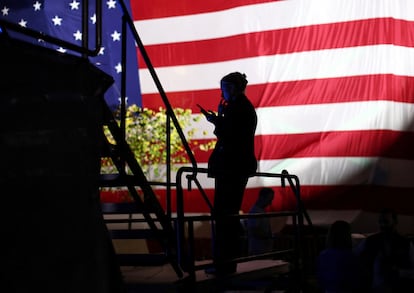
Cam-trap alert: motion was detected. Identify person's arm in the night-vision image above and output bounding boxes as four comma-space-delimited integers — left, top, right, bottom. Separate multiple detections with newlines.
398, 242, 414, 279
197, 104, 217, 124
248, 217, 270, 238
353, 237, 366, 256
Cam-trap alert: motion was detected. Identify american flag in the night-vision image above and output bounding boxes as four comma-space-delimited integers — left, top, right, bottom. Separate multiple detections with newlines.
0, 0, 141, 109
131, 0, 414, 214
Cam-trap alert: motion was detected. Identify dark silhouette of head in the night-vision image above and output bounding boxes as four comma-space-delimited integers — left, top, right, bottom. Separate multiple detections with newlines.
326, 220, 353, 250
220, 72, 248, 101
255, 187, 274, 208
378, 208, 398, 234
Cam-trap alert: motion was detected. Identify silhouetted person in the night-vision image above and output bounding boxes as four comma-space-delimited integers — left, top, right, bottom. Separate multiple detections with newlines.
316, 220, 365, 293
202, 71, 257, 276
354, 208, 414, 292
246, 187, 275, 255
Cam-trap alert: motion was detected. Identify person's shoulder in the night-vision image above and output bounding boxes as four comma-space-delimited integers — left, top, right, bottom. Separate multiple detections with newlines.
318, 248, 354, 267
249, 205, 262, 214
392, 232, 412, 247
365, 232, 383, 242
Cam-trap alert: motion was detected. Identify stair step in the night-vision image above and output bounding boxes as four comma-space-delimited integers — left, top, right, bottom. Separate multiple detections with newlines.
122, 259, 291, 292
101, 202, 157, 215
101, 202, 140, 214
117, 253, 168, 266
108, 229, 160, 239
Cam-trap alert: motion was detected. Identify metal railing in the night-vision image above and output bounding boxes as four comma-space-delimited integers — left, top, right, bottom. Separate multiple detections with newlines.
175, 167, 310, 285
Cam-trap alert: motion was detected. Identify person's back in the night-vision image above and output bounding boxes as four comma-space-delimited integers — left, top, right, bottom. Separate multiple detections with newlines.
354, 208, 414, 292
316, 220, 365, 293
246, 187, 274, 255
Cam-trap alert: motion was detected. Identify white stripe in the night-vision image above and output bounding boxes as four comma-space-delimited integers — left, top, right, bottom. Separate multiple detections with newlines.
257, 101, 414, 134
187, 101, 414, 139
139, 45, 414, 94
135, 0, 414, 45
255, 157, 414, 188
170, 157, 414, 189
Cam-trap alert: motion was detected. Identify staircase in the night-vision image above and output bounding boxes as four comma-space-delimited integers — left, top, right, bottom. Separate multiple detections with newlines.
99, 100, 183, 278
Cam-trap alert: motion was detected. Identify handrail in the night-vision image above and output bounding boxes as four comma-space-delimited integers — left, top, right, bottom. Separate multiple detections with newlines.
175, 166, 306, 277
281, 169, 312, 228
176, 167, 304, 218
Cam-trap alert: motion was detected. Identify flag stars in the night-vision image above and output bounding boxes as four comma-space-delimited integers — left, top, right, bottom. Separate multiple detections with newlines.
98, 47, 105, 55
18, 19, 27, 27
73, 30, 82, 41
33, 1, 42, 11
115, 62, 122, 73
69, 0, 80, 10
2, 6, 9, 16
52, 15, 62, 26
107, 0, 117, 9
57, 47, 67, 53
90, 13, 96, 24
111, 30, 121, 41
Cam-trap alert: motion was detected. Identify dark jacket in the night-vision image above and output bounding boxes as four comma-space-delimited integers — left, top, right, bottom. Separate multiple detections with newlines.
355, 231, 412, 291
208, 94, 257, 178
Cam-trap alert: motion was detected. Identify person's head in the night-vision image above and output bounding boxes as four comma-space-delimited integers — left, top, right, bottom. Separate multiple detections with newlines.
326, 220, 353, 250
220, 72, 248, 102
378, 208, 398, 234
256, 187, 274, 208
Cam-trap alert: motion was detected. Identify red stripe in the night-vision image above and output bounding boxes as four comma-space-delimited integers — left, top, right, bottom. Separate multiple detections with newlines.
190, 130, 414, 161
142, 74, 414, 109
272, 185, 414, 215
280, 185, 414, 215
133, 185, 414, 214
255, 130, 414, 160
131, 0, 281, 20
137, 18, 414, 69
249, 74, 414, 107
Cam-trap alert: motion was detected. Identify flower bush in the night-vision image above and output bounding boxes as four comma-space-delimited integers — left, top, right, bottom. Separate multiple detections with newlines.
100, 104, 215, 201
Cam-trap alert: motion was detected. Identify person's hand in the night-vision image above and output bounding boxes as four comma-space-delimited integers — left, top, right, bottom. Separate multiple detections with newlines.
196, 104, 217, 123
206, 111, 217, 123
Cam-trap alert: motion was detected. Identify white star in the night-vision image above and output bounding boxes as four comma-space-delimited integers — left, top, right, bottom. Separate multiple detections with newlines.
69, 0, 80, 10
98, 46, 105, 55
107, 0, 117, 9
18, 19, 27, 27
52, 15, 62, 26
73, 30, 82, 41
115, 62, 122, 73
1, 6, 9, 16
33, 1, 42, 11
111, 30, 121, 41
57, 47, 67, 53
90, 13, 96, 24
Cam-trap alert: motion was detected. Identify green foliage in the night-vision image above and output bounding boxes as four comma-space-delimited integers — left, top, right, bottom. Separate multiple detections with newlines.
101, 104, 215, 181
